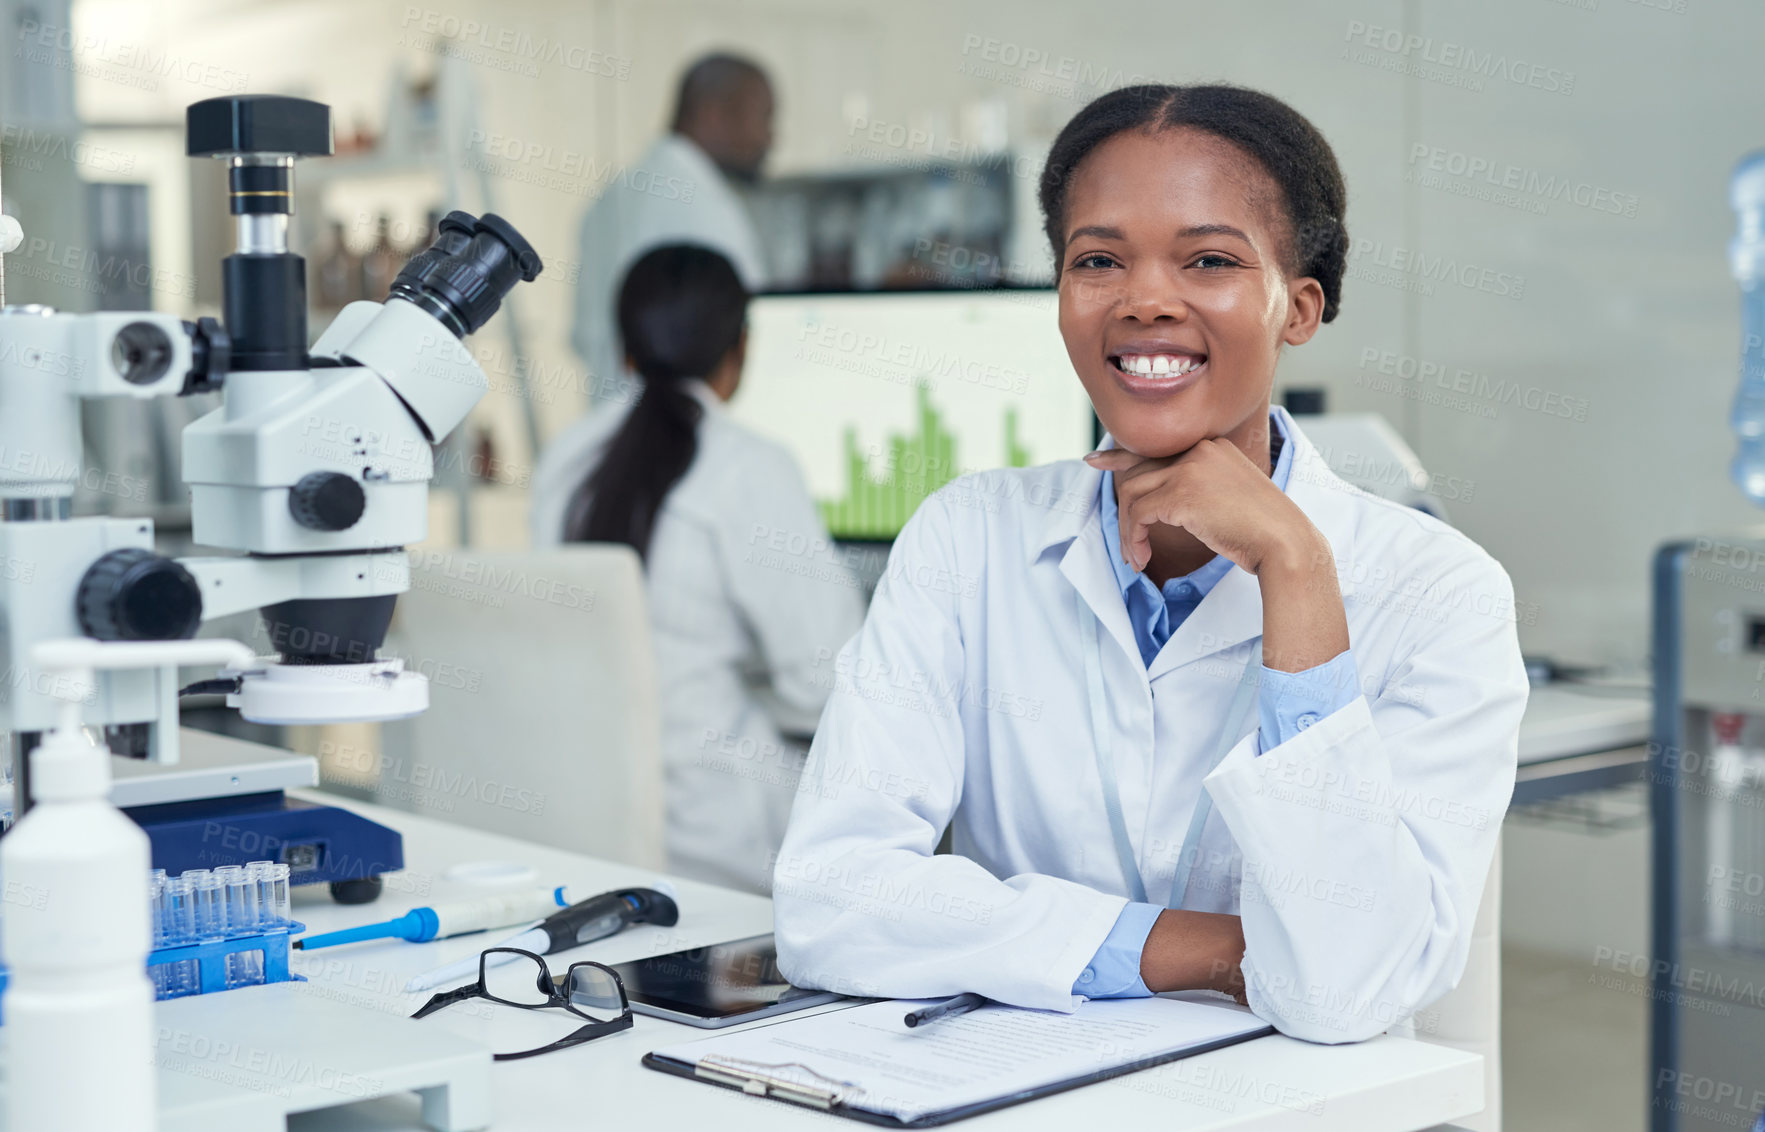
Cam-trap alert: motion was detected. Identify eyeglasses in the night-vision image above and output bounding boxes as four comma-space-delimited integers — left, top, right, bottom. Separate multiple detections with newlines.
412, 948, 633, 1060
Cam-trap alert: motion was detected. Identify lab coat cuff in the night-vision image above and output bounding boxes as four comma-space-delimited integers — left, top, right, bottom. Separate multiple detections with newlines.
1217, 692, 1375, 784
1045, 890, 1135, 1013
1256, 650, 1362, 755
1073, 901, 1161, 998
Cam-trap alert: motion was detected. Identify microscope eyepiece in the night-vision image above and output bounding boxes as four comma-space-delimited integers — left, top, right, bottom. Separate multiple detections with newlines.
389, 211, 543, 338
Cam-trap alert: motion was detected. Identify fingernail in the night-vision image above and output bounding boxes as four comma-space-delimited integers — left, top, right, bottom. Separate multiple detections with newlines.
1083, 451, 1103, 463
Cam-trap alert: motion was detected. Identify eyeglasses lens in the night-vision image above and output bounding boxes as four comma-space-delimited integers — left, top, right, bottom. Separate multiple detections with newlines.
565, 965, 625, 1019
483, 952, 553, 1007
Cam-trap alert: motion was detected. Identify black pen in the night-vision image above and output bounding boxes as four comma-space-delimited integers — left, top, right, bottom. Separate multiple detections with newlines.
903, 992, 988, 1028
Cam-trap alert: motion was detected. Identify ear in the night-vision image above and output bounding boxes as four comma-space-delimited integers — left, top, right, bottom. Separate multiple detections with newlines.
1281, 276, 1325, 347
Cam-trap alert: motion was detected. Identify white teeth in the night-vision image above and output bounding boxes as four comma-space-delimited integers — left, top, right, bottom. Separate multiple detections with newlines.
1119, 354, 1203, 377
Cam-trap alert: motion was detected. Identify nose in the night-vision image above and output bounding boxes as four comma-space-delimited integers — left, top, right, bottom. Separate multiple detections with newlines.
1112, 262, 1189, 324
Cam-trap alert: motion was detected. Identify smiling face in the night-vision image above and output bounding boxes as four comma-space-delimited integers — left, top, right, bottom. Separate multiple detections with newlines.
1056, 127, 1324, 461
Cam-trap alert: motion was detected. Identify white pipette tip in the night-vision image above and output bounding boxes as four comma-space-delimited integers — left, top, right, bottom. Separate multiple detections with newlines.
652, 879, 677, 900
405, 958, 476, 995
405, 926, 546, 994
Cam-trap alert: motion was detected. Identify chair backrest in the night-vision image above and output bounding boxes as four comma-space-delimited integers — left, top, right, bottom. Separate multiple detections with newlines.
1417, 840, 1503, 1132
378, 546, 665, 869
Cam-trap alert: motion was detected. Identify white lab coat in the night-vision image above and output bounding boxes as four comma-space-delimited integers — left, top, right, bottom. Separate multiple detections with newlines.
773, 413, 1529, 1042
531, 381, 865, 893
571, 135, 769, 407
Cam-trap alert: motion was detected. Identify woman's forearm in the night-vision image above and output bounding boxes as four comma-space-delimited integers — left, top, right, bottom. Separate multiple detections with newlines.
1257, 531, 1351, 674
1139, 909, 1247, 998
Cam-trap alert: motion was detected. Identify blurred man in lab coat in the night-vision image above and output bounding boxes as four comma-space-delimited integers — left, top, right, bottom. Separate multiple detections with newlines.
572, 53, 773, 407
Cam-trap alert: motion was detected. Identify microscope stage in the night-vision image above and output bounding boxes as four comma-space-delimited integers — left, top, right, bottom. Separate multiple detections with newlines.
110, 728, 318, 809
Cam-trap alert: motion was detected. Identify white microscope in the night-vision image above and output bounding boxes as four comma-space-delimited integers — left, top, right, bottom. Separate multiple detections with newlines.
0, 92, 541, 899
0, 92, 541, 1131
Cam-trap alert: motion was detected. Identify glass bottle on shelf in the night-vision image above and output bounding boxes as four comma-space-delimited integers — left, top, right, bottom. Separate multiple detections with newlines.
314, 219, 359, 310
359, 214, 400, 302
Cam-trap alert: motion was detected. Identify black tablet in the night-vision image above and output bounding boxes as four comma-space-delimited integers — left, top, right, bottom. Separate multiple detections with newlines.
610, 933, 848, 1028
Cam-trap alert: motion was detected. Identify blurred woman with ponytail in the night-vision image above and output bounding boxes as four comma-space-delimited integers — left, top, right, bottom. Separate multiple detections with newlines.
531, 243, 863, 894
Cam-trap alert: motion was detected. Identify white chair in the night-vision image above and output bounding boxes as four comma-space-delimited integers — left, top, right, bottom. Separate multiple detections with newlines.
1417, 841, 1504, 1132
377, 546, 665, 869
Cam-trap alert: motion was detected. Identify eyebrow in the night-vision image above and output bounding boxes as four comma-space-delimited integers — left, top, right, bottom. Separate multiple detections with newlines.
1066, 222, 1255, 245
1178, 223, 1252, 243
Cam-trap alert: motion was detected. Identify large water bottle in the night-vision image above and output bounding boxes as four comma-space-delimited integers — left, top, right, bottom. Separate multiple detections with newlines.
1730, 152, 1765, 502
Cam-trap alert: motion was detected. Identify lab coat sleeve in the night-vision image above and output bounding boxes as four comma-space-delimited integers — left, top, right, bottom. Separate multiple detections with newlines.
773, 492, 1131, 1010
717, 442, 866, 736
1202, 550, 1528, 1043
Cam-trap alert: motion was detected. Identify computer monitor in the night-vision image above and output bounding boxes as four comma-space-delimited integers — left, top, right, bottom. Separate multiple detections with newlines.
729, 290, 1098, 541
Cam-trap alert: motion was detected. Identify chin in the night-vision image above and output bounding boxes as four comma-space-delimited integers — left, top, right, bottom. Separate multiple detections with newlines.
1104, 424, 1204, 460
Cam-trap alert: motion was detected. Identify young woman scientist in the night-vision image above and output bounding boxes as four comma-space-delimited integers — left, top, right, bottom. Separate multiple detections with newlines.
531, 244, 864, 895
772, 85, 1529, 1042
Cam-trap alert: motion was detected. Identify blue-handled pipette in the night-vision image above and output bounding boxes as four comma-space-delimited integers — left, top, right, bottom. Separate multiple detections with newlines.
293, 887, 574, 950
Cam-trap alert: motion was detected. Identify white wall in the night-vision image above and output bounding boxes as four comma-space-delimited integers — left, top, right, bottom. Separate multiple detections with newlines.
59, 0, 1765, 666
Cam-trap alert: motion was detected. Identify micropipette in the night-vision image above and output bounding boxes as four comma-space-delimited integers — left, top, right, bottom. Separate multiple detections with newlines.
293, 887, 576, 950
405, 884, 678, 993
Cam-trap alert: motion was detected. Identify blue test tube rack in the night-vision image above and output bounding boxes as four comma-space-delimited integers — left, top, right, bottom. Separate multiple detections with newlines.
146, 920, 306, 998
0, 861, 305, 1020
145, 860, 303, 1000
0, 920, 306, 1023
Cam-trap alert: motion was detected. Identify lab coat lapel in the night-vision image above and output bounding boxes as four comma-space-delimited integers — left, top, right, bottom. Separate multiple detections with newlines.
1060, 520, 1144, 675
1032, 460, 1144, 676
1150, 567, 1263, 681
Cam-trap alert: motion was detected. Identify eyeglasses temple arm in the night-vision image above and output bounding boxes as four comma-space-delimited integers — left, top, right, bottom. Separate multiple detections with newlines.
412, 984, 480, 1020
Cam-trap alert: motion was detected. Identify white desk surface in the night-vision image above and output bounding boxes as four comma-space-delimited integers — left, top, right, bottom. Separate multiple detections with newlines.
1516, 683, 1650, 765
261, 790, 1482, 1132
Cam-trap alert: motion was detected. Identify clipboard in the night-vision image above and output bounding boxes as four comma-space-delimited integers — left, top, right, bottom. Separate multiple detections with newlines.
642, 994, 1275, 1126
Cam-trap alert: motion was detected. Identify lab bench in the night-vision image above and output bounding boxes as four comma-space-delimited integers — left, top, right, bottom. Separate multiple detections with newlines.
32, 734, 1488, 1132
1512, 683, 1651, 806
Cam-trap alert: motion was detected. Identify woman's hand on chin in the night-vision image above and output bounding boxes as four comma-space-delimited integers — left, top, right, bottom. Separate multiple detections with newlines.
1084, 440, 1323, 578
1084, 441, 1350, 674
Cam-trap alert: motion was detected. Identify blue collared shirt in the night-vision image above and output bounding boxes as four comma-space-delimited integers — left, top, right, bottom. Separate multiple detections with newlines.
1073, 408, 1361, 999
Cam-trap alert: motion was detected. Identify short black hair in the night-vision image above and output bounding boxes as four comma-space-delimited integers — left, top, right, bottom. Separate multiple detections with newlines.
1038, 84, 1349, 323
671, 53, 769, 132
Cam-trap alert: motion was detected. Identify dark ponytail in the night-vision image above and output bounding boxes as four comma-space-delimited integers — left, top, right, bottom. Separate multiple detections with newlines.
562, 244, 749, 558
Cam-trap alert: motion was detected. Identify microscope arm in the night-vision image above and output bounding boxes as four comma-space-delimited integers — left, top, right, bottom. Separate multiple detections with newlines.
179, 550, 408, 620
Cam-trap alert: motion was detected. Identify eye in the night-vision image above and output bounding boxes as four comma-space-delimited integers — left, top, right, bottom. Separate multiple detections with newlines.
1070, 252, 1119, 271
1190, 253, 1240, 270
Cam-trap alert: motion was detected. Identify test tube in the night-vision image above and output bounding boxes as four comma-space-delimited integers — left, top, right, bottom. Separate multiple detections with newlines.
219, 866, 262, 987
190, 869, 224, 939
149, 869, 168, 946
148, 865, 165, 988
163, 875, 198, 996
164, 875, 196, 944
224, 868, 257, 931
212, 866, 245, 931
269, 863, 291, 924
245, 861, 272, 928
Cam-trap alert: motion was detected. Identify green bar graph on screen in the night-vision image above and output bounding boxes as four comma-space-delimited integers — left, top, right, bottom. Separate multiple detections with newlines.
820, 385, 1032, 539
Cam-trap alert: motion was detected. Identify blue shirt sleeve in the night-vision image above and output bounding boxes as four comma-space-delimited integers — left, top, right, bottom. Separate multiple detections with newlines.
1257, 648, 1362, 755
1073, 901, 1163, 998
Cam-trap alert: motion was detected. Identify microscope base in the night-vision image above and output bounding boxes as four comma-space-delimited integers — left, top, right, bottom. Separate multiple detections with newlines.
124, 792, 405, 900
113, 728, 405, 901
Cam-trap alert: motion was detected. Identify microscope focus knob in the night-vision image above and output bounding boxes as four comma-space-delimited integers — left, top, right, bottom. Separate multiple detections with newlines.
289, 472, 366, 532
76, 549, 203, 641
